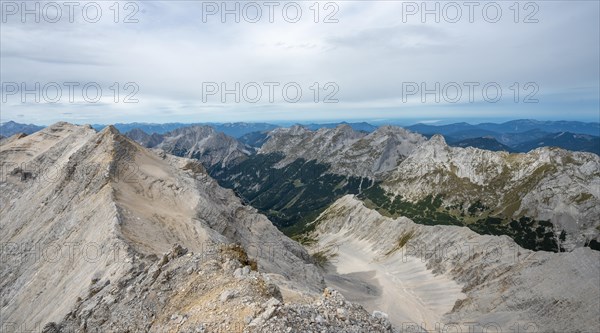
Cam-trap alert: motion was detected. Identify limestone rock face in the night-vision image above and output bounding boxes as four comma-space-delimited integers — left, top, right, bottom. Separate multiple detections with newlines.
125, 128, 164, 148
0, 123, 323, 330
308, 195, 600, 333
382, 135, 600, 249
259, 124, 426, 178
126, 125, 251, 168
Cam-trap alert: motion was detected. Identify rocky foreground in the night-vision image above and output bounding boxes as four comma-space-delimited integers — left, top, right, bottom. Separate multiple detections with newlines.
43, 244, 394, 333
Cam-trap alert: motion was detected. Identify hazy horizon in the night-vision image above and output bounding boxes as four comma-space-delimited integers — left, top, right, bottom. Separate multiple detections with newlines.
3, 117, 600, 128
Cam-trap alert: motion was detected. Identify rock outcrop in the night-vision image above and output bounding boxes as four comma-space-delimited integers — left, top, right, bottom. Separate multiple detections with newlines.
124, 128, 164, 148
0, 132, 27, 146
44, 244, 394, 332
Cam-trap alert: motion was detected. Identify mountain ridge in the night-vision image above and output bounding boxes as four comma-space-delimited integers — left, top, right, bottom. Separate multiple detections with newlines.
0, 122, 328, 329
3, 119, 599, 153
369, 135, 600, 250
259, 124, 426, 178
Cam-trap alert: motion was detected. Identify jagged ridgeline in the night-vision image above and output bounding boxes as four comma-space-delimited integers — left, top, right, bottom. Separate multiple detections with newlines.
208, 125, 425, 235
125, 123, 600, 253
3, 121, 599, 331
126, 125, 376, 234
361, 135, 600, 252
307, 195, 600, 332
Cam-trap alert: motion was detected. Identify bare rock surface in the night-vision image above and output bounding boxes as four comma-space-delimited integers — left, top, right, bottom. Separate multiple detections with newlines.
42, 244, 395, 333
382, 134, 600, 248
259, 124, 425, 178
308, 195, 600, 333
127, 125, 251, 167
0, 123, 323, 330
2, 122, 598, 333
0, 132, 27, 146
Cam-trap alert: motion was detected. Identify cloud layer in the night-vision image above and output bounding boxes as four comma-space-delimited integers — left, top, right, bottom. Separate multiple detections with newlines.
1, 0, 598, 125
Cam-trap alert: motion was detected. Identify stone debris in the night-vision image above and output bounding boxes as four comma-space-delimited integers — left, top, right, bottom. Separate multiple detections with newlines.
45, 245, 394, 333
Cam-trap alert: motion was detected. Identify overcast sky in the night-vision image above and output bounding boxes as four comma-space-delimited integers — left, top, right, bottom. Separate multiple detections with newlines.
1, 0, 599, 125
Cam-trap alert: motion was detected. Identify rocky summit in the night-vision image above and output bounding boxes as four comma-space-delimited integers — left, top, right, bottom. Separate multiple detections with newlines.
126, 125, 251, 168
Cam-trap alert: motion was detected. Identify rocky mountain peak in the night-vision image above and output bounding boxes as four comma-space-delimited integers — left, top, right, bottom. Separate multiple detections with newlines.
0, 122, 328, 330
382, 138, 600, 249
171, 124, 216, 135
373, 124, 400, 133
428, 133, 447, 146
258, 124, 426, 178
368, 125, 425, 143
44, 121, 82, 132
152, 125, 250, 167
317, 124, 364, 142
125, 127, 147, 136
95, 124, 142, 152
330, 123, 354, 133
99, 124, 120, 136
288, 124, 311, 135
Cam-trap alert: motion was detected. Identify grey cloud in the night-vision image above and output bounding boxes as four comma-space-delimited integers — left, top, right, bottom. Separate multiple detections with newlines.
0, 1, 598, 124
328, 25, 451, 51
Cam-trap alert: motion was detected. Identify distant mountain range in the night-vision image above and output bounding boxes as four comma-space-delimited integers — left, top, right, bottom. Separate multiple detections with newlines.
97, 122, 374, 137
0, 121, 44, 137
407, 120, 599, 154
93, 122, 278, 138
2, 119, 599, 154
406, 119, 600, 136
512, 132, 600, 154
443, 132, 600, 155
301, 121, 378, 133
449, 137, 515, 152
